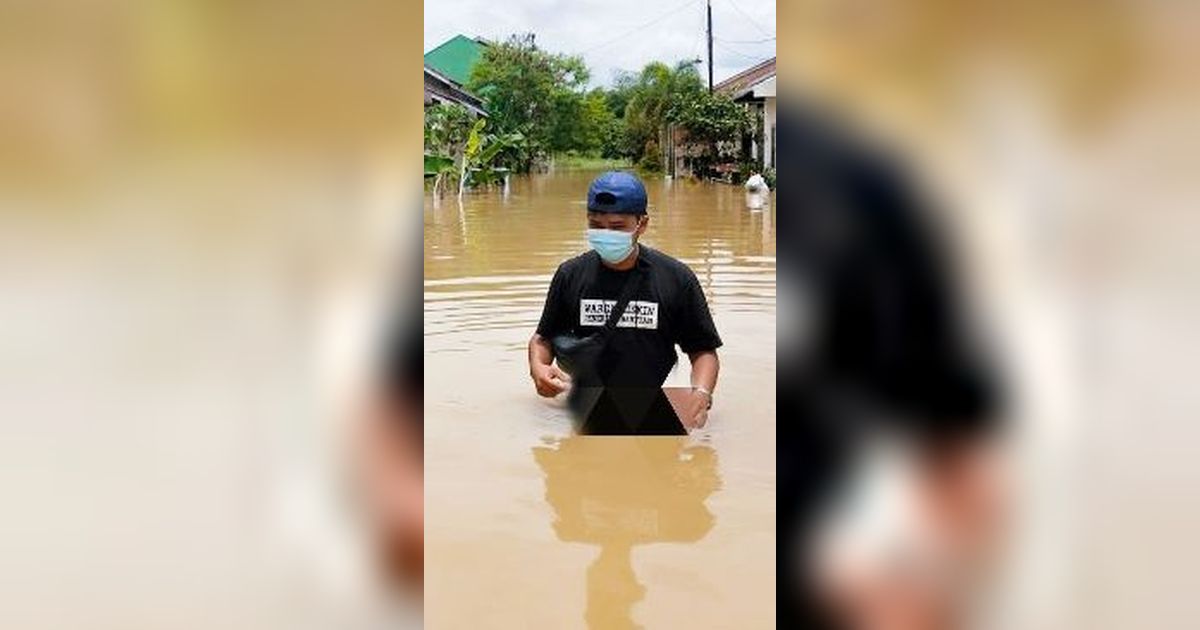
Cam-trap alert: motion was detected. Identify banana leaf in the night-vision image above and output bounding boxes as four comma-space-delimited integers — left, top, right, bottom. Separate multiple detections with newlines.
424, 154, 454, 176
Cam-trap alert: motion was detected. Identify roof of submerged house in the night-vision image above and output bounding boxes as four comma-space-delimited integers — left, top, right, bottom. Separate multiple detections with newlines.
715, 57, 776, 100
423, 35, 489, 86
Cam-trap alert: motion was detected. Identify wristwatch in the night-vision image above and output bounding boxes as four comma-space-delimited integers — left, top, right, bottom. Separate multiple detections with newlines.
692, 385, 713, 410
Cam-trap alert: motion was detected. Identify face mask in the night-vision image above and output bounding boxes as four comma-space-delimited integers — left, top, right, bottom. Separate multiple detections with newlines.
586, 227, 636, 264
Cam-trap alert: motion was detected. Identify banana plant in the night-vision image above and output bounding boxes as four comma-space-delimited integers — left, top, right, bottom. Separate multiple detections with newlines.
470, 132, 524, 187
456, 122, 524, 199
426, 105, 525, 199
424, 154, 456, 197
458, 117, 488, 200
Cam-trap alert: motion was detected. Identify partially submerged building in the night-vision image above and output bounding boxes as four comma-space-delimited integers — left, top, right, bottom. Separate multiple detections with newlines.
716, 57, 776, 172
667, 57, 777, 179
423, 65, 487, 116
423, 35, 489, 116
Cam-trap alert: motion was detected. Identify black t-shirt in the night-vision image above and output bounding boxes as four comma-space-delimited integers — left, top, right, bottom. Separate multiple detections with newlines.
536, 245, 722, 388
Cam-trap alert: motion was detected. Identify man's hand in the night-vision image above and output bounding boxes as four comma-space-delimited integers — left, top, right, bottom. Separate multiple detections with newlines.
530, 363, 571, 398
680, 389, 710, 429
528, 333, 570, 398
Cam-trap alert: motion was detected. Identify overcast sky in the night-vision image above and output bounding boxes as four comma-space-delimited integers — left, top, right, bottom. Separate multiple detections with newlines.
424, 0, 776, 88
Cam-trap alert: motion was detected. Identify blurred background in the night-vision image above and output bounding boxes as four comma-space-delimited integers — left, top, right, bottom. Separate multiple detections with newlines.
2, 0, 1199, 628
775, 1, 1200, 628
0, 0, 424, 627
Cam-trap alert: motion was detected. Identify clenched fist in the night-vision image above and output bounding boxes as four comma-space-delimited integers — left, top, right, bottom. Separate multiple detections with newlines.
531, 363, 571, 397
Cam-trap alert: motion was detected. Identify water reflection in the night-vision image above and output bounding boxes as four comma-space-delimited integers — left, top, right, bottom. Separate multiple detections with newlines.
745, 190, 769, 210
533, 436, 721, 629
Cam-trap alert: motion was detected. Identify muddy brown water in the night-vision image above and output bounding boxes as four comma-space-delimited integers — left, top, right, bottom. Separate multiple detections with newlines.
424, 167, 777, 628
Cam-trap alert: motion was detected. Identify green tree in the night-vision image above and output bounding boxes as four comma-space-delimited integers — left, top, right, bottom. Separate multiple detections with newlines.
620, 61, 706, 171
577, 89, 617, 156
467, 33, 590, 171
460, 36, 753, 179
424, 102, 474, 158
668, 88, 755, 179
605, 71, 638, 121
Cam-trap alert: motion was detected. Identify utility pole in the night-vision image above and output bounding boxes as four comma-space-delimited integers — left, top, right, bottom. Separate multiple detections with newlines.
706, 0, 714, 92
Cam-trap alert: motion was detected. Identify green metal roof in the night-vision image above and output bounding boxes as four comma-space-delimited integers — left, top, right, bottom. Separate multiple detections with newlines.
423, 35, 486, 86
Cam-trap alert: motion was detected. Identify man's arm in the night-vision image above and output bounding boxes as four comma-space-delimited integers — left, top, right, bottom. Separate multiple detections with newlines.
688, 349, 719, 394
530, 263, 573, 398
529, 333, 570, 397
680, 349, 719, 428
675, 266, 722, 428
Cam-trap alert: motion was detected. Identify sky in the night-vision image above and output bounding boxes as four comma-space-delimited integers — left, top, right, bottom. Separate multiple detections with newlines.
423, 0, 776, 88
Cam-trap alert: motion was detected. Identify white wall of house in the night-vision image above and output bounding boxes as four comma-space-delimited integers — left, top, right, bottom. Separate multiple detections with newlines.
765, 96, 776, 170
752, 76, 777, 171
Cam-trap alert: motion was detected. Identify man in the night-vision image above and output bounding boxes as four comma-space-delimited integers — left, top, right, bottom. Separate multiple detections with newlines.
527, 171, 721, 433
776, 103, 1002, 629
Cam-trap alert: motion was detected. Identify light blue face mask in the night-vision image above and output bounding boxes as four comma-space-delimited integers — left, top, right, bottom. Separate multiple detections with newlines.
586, 227, 637, 264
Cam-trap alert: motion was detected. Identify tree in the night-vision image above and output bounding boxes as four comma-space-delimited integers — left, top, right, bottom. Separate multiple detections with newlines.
459, 35, 754, 178
577, 89, 617, 157
668, 88, 756, 179
605, 71, 638, 121
619, 61, 706, 171
467, 33, 591, 171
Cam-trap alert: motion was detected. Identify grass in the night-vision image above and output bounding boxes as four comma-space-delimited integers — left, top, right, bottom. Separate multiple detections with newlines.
552, 154, 632, 170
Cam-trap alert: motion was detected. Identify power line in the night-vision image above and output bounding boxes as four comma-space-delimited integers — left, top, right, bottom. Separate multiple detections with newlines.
712, 36, 776, 60
714, 39, 770, 63
718, 0, 774, 38
579, 0, 704, 55
714, 36, 775, 44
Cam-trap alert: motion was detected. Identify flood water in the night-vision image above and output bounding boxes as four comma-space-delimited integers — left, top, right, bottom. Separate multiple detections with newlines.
424, 167, 776, 628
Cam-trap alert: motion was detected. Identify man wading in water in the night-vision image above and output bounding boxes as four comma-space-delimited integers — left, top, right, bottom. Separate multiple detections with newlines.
527, 171, 722, 434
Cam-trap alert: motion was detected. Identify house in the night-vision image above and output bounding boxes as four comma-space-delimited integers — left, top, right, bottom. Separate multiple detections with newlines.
666, 57, 777, 179
423, 35, 490, 116
424, 64, 487, 116
716, 57, 776, 171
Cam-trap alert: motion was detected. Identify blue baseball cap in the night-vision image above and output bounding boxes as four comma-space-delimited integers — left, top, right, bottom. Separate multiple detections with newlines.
587, 171, 648, 215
